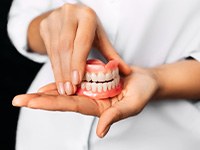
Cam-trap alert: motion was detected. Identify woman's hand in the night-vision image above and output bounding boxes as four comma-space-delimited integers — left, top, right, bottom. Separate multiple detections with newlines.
12, 66, 159, 138
28, 3, 131, 95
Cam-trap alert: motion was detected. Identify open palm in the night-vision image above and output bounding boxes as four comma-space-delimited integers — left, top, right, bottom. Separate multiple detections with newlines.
12, 67, 158, 137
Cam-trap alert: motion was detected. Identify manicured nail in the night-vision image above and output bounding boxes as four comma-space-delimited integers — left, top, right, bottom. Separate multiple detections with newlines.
100, 132, 105, 138
72, 70, 79, 85
64, 82, 73, 95
58, 82, 65, 95
12, 97, 21, 106
100, 126, 110, 138
73, 84, 77, 93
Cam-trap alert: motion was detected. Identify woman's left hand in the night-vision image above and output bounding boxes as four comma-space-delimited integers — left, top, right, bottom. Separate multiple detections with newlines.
12, 67, 159, 138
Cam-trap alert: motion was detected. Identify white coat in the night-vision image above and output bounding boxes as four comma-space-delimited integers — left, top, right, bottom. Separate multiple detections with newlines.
7, 0, 200, 150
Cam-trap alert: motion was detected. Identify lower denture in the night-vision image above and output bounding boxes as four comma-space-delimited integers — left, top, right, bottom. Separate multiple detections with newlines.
76, 59, 123, 99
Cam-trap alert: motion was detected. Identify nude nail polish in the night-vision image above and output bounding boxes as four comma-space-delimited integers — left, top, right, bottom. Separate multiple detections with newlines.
72, 70, 79, 85
64, 82, 73, 95
58, 82, 65, 95
12, 98, 20, 106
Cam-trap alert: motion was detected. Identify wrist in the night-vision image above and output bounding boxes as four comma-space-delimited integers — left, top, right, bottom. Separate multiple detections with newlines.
130, 66, 161, 100
147, 67, 162, 99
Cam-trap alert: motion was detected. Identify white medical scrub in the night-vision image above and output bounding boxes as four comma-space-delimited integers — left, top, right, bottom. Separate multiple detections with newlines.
7, 0, 200, 150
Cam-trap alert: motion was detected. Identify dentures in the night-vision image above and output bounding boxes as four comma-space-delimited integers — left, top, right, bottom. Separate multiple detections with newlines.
76, 59, 122, 99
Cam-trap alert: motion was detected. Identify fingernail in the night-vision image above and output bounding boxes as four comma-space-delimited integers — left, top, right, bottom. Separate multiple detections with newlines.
100, 126, 110, 138
72, 70, 79, 85
64, 82, 73, 95
37, 88, 43, 93
12, 98, 21, 106
100, 132, 105, 138
73, 84, 77, 93
58, 82, 65, 95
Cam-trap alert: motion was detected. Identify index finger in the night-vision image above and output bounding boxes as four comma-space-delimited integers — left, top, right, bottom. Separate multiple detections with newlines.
71, 9, 97, 84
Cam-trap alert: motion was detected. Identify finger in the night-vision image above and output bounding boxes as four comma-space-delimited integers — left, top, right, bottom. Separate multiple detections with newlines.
96, 22, 132, 76
38, 82, 57, 92
25, 95, 101, 116
40, 19, 64, 92
12, 94, 40, 107
12, 91, 59, 107
39, 19, 51, 53
40, 20, 64, 94
59, 16, 78, 95
45, 13, 65, 95
71, 13, 96, 85
38, 82, 77, 96
96, 105, 123, 138
42, 89, 60, 95
96, 95, 136, 138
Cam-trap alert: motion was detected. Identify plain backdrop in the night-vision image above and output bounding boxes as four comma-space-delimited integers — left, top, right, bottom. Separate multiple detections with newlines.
0, 0, 42, 149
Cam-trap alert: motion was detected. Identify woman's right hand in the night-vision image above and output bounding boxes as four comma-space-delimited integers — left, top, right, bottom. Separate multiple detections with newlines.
29, 3, 131, 95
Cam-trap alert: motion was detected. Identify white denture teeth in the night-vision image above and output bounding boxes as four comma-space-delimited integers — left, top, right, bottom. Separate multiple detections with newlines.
80, 76, 121, 91
102, 83, 107, 92
116, 76, 120, 85
111, 80, 115, 89
112, 68, 119, 78
115, 68, 119, 76
115, 76, 119, 86
91, 83, 97, 92
97, 83, 103, 92
105, 71, 112, 81
91, 73, 98, 82
84, 67, 119, 82
86, 72, 91, 81
86, 83, 91, 90
81, 82, 86, 90
107, 82, 112, 90
112, 70, 115, 78
81, 67, 120, 91
97, 72, 105, 82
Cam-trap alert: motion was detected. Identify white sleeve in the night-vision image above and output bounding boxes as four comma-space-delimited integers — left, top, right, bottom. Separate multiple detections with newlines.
7, 0, 55, 63
165, 12, 200, 63
184, 30, 200, 61
181, 12, 200, 62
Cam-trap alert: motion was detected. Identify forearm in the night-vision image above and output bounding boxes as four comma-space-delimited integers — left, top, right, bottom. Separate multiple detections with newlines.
28, 11, 52, 54
149, 59, 200, 100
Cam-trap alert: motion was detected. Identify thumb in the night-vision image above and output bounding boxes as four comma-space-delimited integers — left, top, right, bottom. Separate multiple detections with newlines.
96, 107, 122, 138
95, 23, 132, 76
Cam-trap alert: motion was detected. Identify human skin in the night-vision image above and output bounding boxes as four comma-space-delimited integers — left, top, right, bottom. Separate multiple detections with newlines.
13, 60, 200, 138
27, 3, 131, 95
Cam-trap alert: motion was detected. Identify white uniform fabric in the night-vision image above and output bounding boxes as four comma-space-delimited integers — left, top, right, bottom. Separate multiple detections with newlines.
7, 0, 200, 150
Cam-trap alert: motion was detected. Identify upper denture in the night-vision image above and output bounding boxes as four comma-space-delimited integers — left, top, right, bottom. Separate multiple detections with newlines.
84, 59, 119, 82
86, 59, 118, 73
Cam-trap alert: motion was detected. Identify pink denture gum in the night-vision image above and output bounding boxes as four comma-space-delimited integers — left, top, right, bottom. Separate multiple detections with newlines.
76, 59, 123, 99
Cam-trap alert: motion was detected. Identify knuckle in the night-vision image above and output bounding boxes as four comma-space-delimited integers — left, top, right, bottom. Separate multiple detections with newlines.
39, 20, 47, 35
61, 3, 75, 12
40, 19, 46, 29
48, 11, 59, 21
81, 7, 96, 19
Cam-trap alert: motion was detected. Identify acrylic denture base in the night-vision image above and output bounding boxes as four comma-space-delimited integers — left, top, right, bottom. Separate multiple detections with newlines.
76, 59, 122, 99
